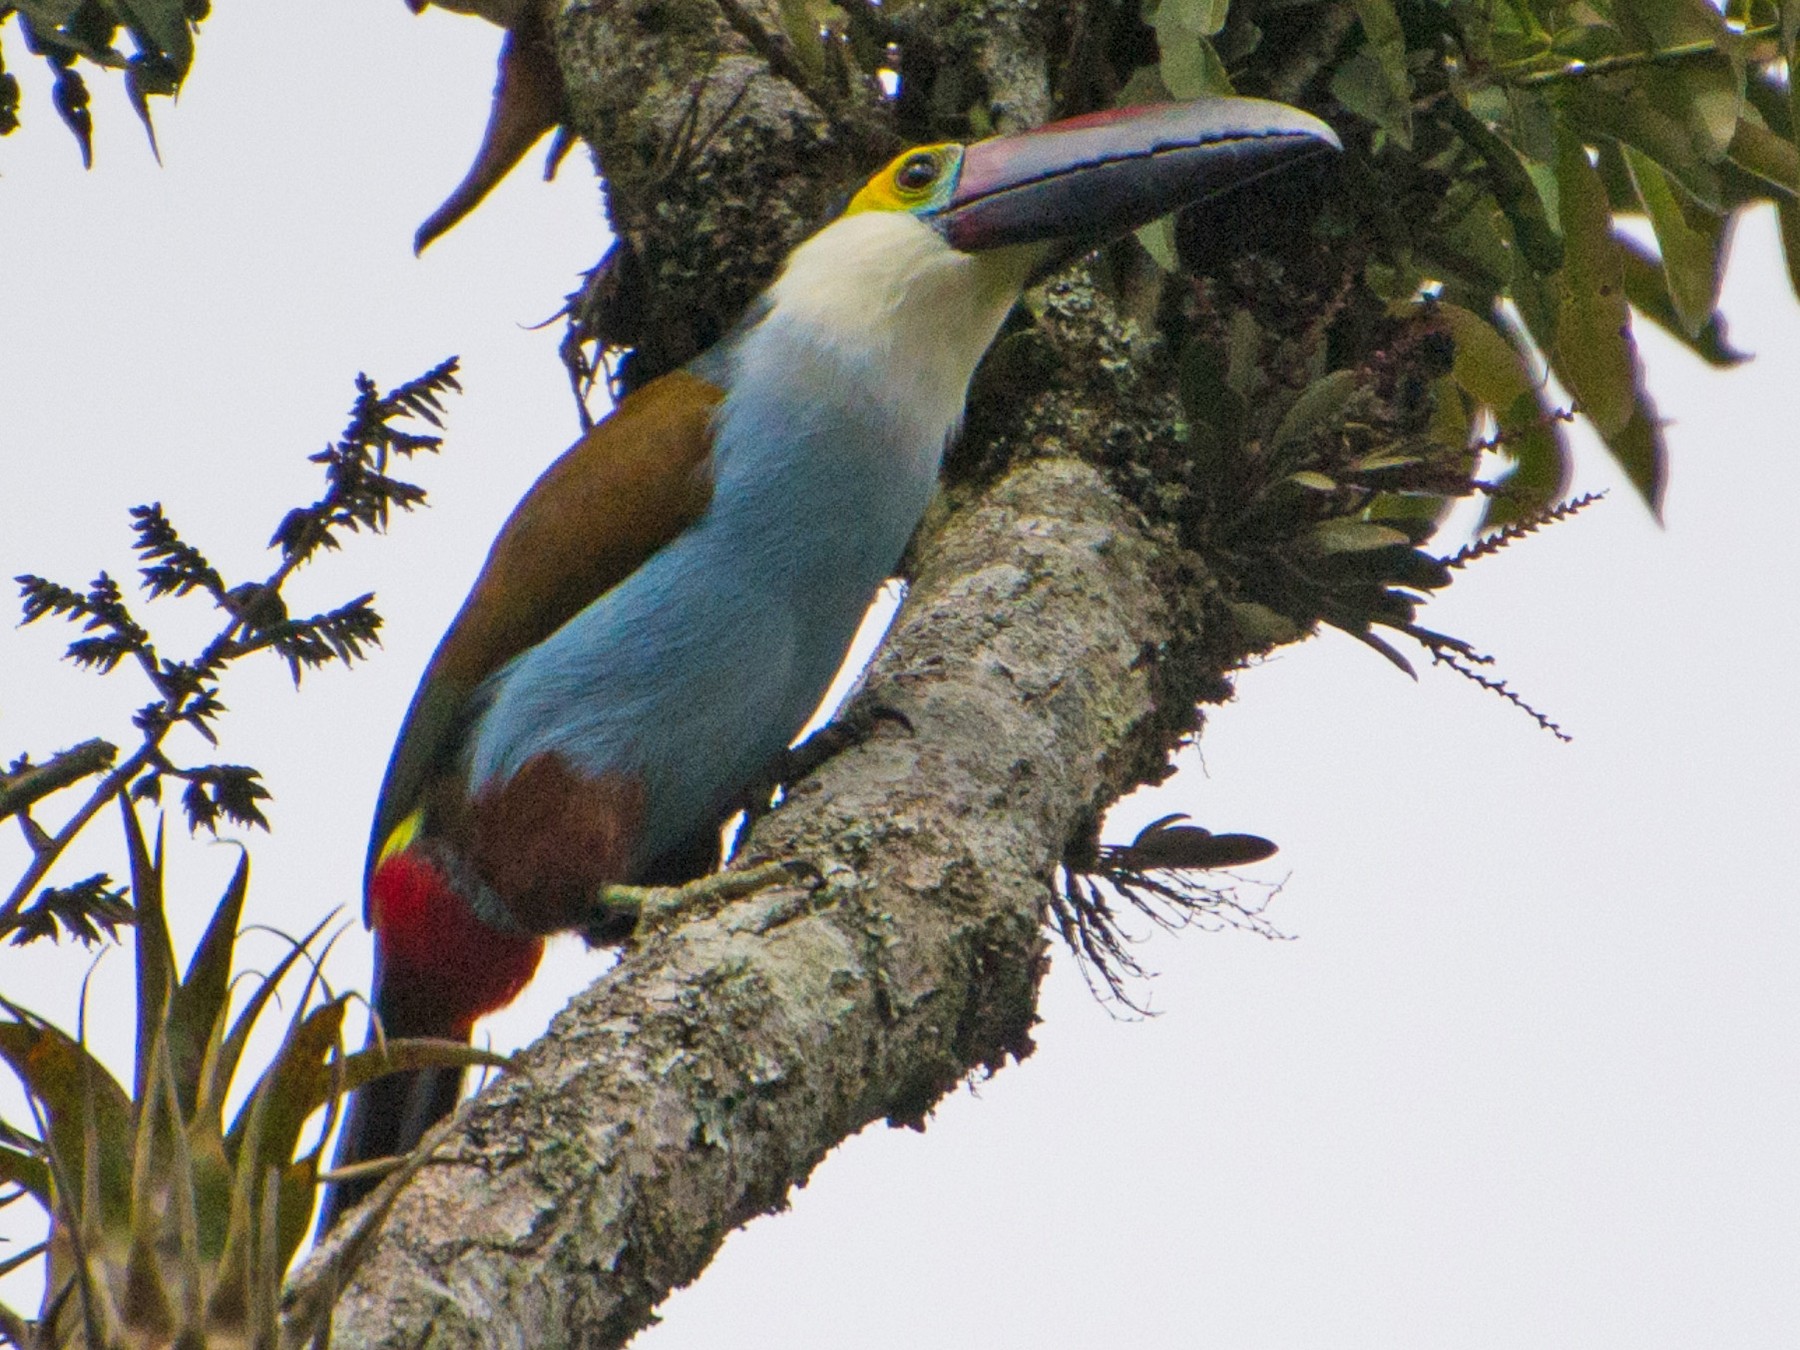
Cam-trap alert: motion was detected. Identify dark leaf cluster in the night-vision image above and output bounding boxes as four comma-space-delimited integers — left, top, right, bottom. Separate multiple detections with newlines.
7, 875, 132, 948
130, 502, 225, 601
272, 358, 460, 568
16, 572, 149, 674
261, 594, 383, 683
177, 764, 271, 834
0, 0, 209, 165
4, 362, 456, 950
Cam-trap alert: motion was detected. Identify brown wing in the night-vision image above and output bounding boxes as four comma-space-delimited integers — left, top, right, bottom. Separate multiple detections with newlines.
366, 370, 723, 901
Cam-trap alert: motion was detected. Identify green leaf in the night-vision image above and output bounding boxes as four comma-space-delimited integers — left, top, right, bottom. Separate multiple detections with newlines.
1549, 22, 1628, 62
1555, 81, 1723, 208
1726, 116, 1800, 196
1287, 470, 1339, 491
1622, 146, 1723, 334
1426, 374, 1473, 456
198, 914, 334, 1135
12, 0, 85, 27
1350, 0, 1412, 143
312, 1038, 511, 1121
1437, 300, 1535, 410
1481, 389, 1571, 530
1331, 49, 1413, 149
168, 848, 249, 1116
122, 795, 175, 1108
1148, 0, 1235, 98
1271, 370, 1360, 453
1137, 215, 1178, 272
1442, 101, 1565, 273
1552, 128, 1638, 439
1780, 197, 1800, 301
1114, 61, 1175, 107
1611, 0, 1744, 160
1617, 234, 1749, 365
230, 998, 348, 1169
0, 1015, 134, 1225
1178, 340, 1247, 466
1308, 519, 1413, 554
1147, 0, 1230, 39
1227, 601, 1305, 645
1605, 395, 1668, 518
1224, 310, 1262, 398
0, 1143, 51, 1206
113, 0, 192, 73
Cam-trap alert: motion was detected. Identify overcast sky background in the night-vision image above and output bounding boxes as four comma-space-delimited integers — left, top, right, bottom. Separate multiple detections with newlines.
2, 3, 1796, 1345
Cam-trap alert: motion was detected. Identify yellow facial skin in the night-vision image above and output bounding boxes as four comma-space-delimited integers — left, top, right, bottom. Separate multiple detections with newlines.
844, 143, 965, 217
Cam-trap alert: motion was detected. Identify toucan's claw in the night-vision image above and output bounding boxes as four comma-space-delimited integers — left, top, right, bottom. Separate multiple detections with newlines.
736, 700, 915, 832
589, 859, 818, 945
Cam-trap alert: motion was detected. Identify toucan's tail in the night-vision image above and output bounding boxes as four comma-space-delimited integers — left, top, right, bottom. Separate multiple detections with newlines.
317, 851, 543, 1235
316, 1000, 470, 1236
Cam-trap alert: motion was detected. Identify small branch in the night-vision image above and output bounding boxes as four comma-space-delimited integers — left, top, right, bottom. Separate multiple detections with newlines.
0, 741, 118, 823
0, 753, 152, 926
1503, 24, 1772, 89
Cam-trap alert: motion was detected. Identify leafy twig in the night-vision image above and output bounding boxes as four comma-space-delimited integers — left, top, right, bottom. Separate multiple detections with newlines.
1501, 24, 1772, 89
0, 360, 460, 941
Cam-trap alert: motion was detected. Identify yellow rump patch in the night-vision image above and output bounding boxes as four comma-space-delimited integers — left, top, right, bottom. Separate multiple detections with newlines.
377, 810, 425, 865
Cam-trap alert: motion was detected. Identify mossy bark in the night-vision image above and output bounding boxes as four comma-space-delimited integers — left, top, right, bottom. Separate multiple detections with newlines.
301, 446, 1194, 1346
292, 1, 1373, 1342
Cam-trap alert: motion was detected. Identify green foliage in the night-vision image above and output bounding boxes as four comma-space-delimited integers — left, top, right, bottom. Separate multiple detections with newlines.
0, 358, 511, 1344
0, 796, 505, 1347
0, 0, 209, 164
1103, 0, 1798, 530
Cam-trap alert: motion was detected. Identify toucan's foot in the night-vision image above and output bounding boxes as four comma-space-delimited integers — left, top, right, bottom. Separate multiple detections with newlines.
738, 700, 914, 828
583, 859, 817, 945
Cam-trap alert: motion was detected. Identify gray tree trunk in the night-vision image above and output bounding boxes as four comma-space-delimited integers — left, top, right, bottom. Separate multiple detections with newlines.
292, 1, 1308, 1341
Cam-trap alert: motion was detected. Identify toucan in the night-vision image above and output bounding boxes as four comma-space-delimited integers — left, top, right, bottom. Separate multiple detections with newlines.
319, 97, 1340, 1231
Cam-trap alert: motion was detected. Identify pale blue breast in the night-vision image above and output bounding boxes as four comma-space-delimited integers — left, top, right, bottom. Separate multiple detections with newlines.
463, 309, 954, 872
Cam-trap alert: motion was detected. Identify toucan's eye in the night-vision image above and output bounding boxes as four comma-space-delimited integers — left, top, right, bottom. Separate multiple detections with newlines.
896, 152, 940, 192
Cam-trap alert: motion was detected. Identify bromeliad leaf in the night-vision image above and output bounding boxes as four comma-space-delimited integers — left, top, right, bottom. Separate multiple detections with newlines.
1271, 370, 1360, 456
1307, 519, 1413, 554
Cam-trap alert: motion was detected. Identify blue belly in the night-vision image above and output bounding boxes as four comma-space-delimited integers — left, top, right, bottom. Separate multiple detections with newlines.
464, 338, 950, 872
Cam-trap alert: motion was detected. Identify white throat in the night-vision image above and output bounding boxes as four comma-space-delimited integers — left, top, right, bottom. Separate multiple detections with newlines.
764, 211, 1032, 439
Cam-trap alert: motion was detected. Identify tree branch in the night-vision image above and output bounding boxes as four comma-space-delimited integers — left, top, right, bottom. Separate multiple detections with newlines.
0, 740, 117, 826
298, 454, 1182, 1346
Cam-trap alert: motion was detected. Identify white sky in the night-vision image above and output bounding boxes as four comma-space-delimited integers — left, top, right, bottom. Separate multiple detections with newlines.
1, 3, 1796, 1345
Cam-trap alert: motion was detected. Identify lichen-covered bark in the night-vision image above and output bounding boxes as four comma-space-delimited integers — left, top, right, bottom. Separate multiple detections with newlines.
301, 453, 1181, 1347
291, 0, 1337, 1341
